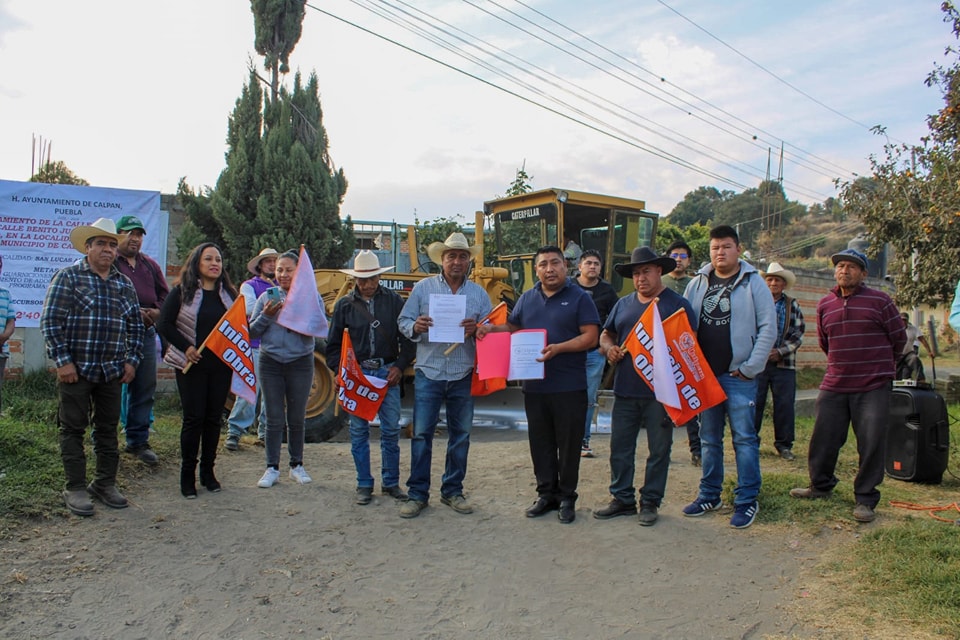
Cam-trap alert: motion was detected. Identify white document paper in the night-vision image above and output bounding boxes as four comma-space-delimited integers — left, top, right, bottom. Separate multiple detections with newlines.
508, 330, 546, 380
428, 293, 467, 343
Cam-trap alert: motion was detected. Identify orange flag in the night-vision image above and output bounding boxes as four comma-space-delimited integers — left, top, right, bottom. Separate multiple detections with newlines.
621, 304, 726, 425
202, 297, 257, 404
471, 302, 509, 396
336, 329, 388, 422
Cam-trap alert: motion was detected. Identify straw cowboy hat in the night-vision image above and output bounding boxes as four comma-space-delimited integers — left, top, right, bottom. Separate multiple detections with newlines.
613, 246, 677, 278
426, 232, 482, 265
760, 262, 797, 289
69, 217, 123, 253
247, 247, 280, 275
339, 250, 395, 278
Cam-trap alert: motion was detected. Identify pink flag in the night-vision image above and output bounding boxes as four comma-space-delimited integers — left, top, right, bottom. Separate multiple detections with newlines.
275, 245, 329, 338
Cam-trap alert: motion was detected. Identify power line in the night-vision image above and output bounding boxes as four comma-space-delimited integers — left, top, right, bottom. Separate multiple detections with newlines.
372, 0, 782, 192
655, 0, 897, 144
309, 2, 752, 188
508, 0, 859, 180
307, 1, 847, 204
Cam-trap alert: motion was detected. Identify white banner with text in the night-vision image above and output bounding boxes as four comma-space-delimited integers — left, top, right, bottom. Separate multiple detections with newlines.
0, 180, 168, 327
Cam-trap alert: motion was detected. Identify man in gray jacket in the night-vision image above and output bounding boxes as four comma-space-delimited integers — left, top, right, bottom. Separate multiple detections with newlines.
681, 225, 776, 529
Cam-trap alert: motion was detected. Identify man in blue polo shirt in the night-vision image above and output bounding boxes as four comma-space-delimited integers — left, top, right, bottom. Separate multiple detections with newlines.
477, 245, 600, 524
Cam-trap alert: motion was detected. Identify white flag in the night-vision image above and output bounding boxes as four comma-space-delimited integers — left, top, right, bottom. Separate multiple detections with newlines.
652, 301, 681, 409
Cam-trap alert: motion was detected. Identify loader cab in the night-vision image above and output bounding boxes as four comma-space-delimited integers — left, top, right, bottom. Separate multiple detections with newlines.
485, 189, 658, 296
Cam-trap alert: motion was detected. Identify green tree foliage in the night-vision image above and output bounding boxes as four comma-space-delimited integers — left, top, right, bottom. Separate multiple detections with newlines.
210, 66, 351, 278
667, 186, 729, 227
251, 0, 305, 102
176, 178, 222, 263
415, 214, 465, 271
29, 161, 88, 186
839, 2, 960, 307
504, 162, 533, 196
655, 220, 711, 269
211, 69, 265, 277
255, 72, 351, 267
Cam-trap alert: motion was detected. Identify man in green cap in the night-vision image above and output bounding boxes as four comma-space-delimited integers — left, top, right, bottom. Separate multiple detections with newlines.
114, 215, 169, 466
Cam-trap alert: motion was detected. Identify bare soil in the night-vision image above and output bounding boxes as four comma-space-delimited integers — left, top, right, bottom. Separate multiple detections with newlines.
1, 429, 826, 639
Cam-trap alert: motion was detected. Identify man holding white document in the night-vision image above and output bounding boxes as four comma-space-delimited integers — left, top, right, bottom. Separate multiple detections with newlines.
593, 247, 697, 526
477, 246, 600, 524
397, 233, 491, 519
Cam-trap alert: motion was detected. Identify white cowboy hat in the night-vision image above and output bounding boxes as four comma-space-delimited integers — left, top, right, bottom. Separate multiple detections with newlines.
339, 250, 395, 278
426, 232, 482, 265
69, 217, 123, 253
760, 262, 797, 289
247, 247, 280, 275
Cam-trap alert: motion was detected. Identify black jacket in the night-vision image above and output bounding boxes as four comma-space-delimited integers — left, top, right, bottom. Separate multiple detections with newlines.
325, 286, 415, 372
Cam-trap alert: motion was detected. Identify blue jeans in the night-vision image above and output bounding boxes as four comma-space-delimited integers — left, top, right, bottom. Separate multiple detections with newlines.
227, 347, 267, 439
123, 326, 157, 449
754, 363, 796, 452
407, 370, 474, 503
697, 373, 761, 506
260, 352, 314, 469
349, 364, 402, 489
609, 395, 673, 507
583, 348, 606, 446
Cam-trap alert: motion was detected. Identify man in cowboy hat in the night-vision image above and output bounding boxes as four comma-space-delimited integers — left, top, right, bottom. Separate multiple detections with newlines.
754, 262, 805, 461
681, 225, 776, 529
397, 232, 492, 518
224, 247, 279, 450
591, 247, 696, 526
790, 249, 906, 523
114, 215, 169, 466
326, 251, 415, 505
41, 218, 144, 516
477, 245, 600, 524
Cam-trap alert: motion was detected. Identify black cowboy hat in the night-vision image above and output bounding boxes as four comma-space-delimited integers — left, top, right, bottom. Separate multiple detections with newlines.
614, 246, 677, 277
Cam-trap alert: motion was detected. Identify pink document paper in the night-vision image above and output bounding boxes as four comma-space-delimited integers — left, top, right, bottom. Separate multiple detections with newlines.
476, 329, 547, 381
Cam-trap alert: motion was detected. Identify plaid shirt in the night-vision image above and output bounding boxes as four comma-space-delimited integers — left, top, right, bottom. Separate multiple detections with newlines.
773, 294, 805, 370
41, 259, 143, 382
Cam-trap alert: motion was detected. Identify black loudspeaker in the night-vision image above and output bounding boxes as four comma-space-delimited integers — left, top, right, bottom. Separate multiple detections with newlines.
885, 387, 949, 484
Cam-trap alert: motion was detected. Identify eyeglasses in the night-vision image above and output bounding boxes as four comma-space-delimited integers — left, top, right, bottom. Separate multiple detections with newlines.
670, 252, 688, 259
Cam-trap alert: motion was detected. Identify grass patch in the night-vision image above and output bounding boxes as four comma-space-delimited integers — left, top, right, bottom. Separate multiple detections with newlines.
0, 371, 184, 531
754, 399, 960, 637
795, 365, 825, 390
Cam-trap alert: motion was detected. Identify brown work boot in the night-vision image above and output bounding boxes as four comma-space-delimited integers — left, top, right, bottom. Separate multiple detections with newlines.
87, 483, 129, 509
853, 504, 876, 522
63, 489, 94, 517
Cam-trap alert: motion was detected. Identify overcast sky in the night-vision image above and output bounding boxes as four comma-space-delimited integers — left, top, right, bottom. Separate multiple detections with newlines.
0, 0, 950, 225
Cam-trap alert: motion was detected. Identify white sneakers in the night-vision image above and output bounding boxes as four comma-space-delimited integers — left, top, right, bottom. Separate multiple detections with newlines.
289, 465, 312, 485
257, 465, 313, 487
257, 467, 280, 488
